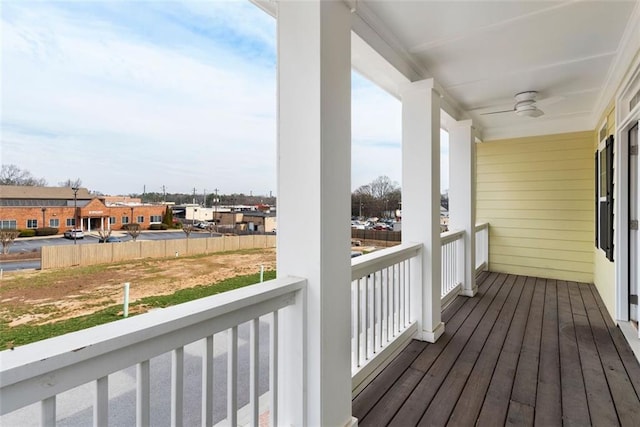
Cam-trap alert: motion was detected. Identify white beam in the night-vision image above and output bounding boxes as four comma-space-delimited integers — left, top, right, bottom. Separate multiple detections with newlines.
401, 79, 444, 343
449, 120, 477, 297
276, 1, 354, 426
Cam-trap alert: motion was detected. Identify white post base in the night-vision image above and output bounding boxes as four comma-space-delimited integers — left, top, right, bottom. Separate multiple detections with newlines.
460, 285, 478, 297
420, 322, 445, 343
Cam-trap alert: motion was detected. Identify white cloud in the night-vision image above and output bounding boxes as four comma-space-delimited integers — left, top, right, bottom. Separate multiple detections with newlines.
1, 1, 447, 197
2, 1, 277, 195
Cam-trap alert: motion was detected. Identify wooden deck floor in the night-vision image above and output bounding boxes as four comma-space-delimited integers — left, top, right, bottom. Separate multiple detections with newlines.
352, 272, 640, 426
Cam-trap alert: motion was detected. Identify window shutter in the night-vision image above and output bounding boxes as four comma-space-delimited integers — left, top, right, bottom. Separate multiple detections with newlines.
605, 135, 614, 261
595, 151, 599, 248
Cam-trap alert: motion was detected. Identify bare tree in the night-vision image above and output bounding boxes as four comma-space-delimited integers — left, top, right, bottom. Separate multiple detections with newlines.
97, 228, 112, 241
352, 175, 400, 218
0, 229, 21, 254
59, 178, 82, 188
369, 175, 399, 199
126, 223, 142, 241
206, 222, 217, 236
182, 223, 194, 238
0, 164, 47, 186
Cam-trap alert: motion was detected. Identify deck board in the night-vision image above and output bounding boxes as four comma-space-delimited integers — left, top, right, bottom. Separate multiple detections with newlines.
353, 273, 640, 426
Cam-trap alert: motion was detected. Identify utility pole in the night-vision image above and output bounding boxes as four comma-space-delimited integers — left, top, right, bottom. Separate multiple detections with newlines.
71, 187, 79, 245
162, 185, 166, 203
214, 188, 219, 232
203, 188, 207, 207
192, 187, 196, 205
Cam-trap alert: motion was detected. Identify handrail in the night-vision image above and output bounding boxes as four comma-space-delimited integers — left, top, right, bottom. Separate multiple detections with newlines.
475, 222, 489, 231
440, 229, 464, 245
0, 276, 306, 416
351, 242, 422, 281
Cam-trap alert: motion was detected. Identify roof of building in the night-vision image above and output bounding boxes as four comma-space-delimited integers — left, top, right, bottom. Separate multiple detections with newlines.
242, 211, 276, 218
0, 186, 94, 200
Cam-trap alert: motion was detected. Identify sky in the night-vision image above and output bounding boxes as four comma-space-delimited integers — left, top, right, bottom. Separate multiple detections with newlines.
1, 0, 449, 196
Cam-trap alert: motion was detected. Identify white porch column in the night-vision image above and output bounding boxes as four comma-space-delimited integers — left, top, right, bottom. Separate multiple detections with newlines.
449, 120, 477, 296
277, 1, 353, 426
401, 79, 444, 343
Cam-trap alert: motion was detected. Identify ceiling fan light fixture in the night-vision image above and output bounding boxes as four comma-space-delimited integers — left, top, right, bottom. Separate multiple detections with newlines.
515, 106, 544, 118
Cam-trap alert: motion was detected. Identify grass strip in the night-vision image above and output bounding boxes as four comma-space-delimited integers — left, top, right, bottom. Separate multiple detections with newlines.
1, 270, 276, 349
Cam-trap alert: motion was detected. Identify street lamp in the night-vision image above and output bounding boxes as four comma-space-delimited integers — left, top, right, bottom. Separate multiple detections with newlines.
71, 187, 79, 245
213, 188, 219, 232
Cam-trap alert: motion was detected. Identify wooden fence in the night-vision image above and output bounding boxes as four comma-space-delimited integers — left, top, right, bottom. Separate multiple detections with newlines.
41, 235, 276, 270
351, 229, 401, 244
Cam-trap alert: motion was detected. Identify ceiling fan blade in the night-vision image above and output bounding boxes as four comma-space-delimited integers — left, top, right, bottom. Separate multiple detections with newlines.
537, 96, 564, 107
480, 109, 513, 116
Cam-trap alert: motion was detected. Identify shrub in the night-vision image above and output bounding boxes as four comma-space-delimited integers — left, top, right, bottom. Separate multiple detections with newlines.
18, 229, 36, 237
35, 227, 59, 236
121, 223, 139, 231
148, 223, 168, 230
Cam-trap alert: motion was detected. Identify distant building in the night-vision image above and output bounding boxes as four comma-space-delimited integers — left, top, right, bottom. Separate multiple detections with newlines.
0, 185, 167, 234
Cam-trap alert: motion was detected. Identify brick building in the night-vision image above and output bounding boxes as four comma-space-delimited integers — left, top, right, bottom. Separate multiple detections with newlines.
0, 186, 167, 234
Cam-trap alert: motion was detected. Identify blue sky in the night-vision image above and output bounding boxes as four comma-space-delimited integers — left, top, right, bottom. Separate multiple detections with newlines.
1, 0, 447, 196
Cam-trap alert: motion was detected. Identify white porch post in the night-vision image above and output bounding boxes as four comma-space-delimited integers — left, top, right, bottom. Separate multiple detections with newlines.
449, 120, 477, 296
401, 79, 444, 343
277, 1, 354, 426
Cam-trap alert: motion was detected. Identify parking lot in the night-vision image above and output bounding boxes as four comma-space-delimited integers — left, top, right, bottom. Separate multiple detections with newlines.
0, 231, 221, 271
6, 230, 218, 254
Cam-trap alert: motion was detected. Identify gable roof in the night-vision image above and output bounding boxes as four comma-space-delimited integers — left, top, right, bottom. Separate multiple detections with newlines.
0, 186, 94, 200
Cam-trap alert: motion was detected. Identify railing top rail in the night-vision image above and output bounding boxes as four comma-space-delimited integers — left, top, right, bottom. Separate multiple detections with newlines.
351, 242, 422, 281
475, 222, 489, 231
440, 229, 465, 245
0, 276, 305, 392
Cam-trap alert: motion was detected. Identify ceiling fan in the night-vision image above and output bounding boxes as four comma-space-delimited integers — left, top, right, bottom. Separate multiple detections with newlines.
480, 91, 545, 118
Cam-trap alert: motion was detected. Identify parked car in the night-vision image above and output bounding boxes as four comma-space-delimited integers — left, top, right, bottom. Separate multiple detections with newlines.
99, 236, 122, 243
63, 229, 84, 239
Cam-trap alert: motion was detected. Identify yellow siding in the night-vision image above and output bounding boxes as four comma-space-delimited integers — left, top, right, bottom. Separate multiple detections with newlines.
477, 131, 594, 282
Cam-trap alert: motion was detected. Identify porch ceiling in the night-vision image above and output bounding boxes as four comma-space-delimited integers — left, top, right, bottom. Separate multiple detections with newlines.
354, 1, 640, 140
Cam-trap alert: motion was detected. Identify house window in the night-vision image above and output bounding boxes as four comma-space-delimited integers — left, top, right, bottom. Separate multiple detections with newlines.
109, 217, 116, 225
150, 215, 162, 223
122, 216, 129, 225
0, 220, 17, 229
137, 215, 144, 223
66, 218, 76, 227
27, 219, 38, 229
596, 134, 614, 261
49, 218, 60, 227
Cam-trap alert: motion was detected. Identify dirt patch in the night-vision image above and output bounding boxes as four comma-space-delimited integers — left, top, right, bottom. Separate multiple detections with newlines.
0, 249, 276, 327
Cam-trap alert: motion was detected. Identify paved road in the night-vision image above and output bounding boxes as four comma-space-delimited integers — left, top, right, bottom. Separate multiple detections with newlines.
0, 320, 272, 426
0, 260, 40, 272
1, 231, 222, 272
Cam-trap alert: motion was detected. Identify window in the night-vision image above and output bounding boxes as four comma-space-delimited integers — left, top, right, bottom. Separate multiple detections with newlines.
137, 215, 144, 223
150, 215, 162, 223
49, 218, 60, 227
109, 217, 116, 225
0, 220, 17, 229
66, 218, 76, 227
122, 216, 129, 225
596, 134, 614, 261
27, 219, 38, 229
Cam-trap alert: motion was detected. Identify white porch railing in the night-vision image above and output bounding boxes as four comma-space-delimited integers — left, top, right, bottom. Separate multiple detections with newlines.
440, 229, 465, 307
350, 243, 422, 395
475, 222, 490, 273
0, 276, 305, 427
